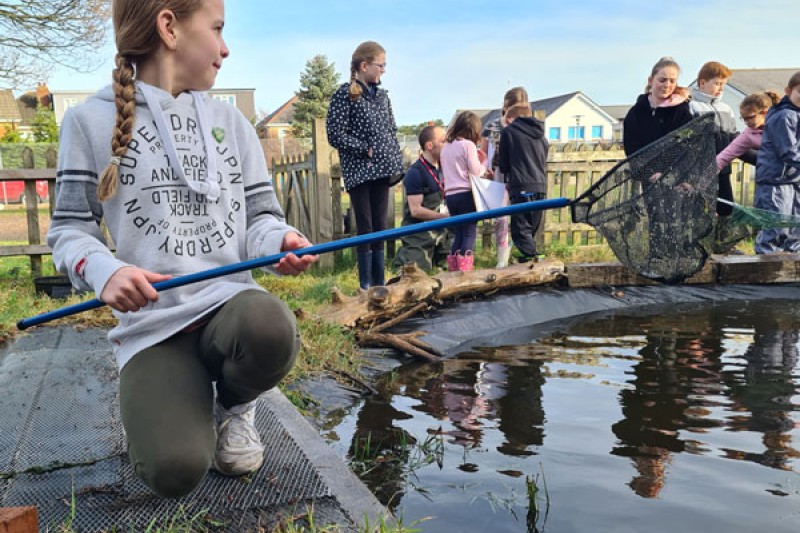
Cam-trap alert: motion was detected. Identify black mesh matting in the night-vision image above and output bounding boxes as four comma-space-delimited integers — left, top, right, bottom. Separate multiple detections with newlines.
0, 327, 331, 532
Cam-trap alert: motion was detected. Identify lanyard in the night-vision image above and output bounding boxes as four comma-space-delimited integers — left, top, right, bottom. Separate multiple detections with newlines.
418, 156, 443, 191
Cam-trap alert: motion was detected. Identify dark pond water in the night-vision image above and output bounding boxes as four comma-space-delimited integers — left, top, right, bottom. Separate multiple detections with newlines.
324, 299, 800, 532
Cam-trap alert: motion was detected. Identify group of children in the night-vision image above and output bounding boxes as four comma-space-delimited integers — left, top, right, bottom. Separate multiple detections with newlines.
690, 63, 800, 254
393, 87, 550, 273
403, 61, 800, 270
624, 58, 800, 254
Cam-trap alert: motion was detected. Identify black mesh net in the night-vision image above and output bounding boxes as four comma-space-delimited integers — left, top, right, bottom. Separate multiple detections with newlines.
572, 113, 720, 283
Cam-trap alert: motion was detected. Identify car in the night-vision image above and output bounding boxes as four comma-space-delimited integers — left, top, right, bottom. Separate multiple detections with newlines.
0, 180, 50, 204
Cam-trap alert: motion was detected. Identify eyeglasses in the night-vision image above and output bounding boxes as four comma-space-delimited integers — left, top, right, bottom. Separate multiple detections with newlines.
740, 114, 758, 121
369, 62, 386, 70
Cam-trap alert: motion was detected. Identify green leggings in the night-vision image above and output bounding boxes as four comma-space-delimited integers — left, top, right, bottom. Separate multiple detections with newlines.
118, 289, 299, 498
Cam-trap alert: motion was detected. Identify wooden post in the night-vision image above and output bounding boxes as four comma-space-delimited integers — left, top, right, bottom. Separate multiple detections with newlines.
22, 148, 42, 277
311, 118, 334, 270
0, 507, 38, 533
385, 186, 397, 259
45, 146, 57, 217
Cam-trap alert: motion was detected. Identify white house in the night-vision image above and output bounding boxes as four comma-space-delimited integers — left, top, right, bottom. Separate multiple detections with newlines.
452, 91, 617, 144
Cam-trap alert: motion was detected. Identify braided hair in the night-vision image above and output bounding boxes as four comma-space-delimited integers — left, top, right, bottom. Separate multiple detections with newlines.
348, 41, 385, 101
99, 0, 205, 200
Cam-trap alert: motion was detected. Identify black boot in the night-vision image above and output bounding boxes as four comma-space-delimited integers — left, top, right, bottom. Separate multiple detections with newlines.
371, 249, 385, 287
357, 250, 373, 290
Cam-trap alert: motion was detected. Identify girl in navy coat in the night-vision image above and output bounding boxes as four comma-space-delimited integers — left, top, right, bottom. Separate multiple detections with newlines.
754, 71, 800, 253
326, 41, 403, 289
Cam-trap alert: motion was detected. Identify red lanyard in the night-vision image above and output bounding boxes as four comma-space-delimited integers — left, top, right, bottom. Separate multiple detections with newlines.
418, 156, 443, 191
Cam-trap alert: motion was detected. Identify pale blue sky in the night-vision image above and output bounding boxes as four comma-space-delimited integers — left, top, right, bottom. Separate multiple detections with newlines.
47, 0, 798, 125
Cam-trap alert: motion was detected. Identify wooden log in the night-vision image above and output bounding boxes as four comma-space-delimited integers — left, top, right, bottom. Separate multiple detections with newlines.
566, 262, 660, 288
566, 260, 717, 288
715, 253, 800, 284
359, 332, 442, 362
319, 263, 442, 329
434, 260, 565, 301
316, 261, 565, 330
0, 507, 38, 533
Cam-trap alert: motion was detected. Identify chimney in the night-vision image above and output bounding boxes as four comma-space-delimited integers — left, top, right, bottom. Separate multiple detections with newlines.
36, 83, 52, 109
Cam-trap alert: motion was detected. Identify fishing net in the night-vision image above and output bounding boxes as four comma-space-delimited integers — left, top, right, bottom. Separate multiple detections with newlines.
571, 113, 720, 283
716, 200, 800, 250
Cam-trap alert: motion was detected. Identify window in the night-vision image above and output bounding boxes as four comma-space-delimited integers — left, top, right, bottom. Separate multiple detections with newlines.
548, 127, 561, 141
213, 94, 237, 106
567, 126, 585, 140
591, 125, 604, 139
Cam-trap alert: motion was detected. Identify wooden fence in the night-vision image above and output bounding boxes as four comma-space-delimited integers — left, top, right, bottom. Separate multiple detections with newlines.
0, 120, 758, 273
0, 144, 58, 277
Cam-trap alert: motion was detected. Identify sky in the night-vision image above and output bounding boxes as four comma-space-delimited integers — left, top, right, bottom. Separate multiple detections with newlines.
45, 0, 799, 125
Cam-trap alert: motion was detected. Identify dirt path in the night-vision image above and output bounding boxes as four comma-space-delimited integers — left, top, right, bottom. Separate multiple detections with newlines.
0, 206, 51, 242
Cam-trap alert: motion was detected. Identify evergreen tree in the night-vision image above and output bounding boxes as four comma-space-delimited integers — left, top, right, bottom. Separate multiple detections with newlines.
292, 55, 340, 138
31, 106, 59, 143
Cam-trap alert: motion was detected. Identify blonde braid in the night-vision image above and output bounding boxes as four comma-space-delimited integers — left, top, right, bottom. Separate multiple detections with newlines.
98, 54, 136, 201
348, 69, 362, 101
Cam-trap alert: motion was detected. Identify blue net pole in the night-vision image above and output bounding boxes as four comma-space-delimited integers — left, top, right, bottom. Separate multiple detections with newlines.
18, 197, 570, 330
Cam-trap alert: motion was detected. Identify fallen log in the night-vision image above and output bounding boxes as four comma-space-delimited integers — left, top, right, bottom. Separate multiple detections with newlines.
315, 260, 566, 359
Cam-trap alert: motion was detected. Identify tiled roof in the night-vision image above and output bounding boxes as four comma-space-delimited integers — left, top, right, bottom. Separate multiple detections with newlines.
600, 105, 633, 121
726, 68, 798, 95
473, 91, 590, 130
531, 91, 581, 116
261, 95, 298, 126
0, 90, 22, 122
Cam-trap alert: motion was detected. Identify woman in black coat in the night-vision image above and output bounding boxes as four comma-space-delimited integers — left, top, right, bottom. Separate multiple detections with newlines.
623, 57, 693, 156
622, 57, 696, 280
326, 41, 403, 289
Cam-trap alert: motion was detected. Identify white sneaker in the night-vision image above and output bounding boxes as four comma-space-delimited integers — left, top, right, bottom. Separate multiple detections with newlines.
212, 400, 265, 476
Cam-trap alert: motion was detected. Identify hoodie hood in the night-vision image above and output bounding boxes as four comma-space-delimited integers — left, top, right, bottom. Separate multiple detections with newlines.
510, 116, 544, 140
654, 92, 689, 108
91, 82, 221, 201
773, 94, 800, 113
691, 87, 720, 106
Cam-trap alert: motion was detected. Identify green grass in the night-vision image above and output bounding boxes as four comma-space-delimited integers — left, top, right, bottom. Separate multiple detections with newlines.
0, 237, 627, 385
271, 504, 429, 533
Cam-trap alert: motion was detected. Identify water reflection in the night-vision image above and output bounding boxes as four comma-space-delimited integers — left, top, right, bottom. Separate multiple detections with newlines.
721, 313, 800, 470
609, 314, 727, 497
407, 356, 547, 456
560, 302, 800, 497
340, 299, 800, 529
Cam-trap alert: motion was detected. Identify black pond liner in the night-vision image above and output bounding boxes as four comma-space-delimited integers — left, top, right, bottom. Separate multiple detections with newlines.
389, 283, 800, 356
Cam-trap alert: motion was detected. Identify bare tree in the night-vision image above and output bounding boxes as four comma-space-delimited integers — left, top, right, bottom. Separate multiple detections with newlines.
0, 0, 111, 87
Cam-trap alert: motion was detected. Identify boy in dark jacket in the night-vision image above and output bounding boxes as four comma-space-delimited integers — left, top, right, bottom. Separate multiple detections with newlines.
498, 103, 549, 260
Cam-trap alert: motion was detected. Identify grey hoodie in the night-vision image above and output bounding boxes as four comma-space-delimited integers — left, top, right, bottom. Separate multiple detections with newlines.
689, 88, 738, 136
48, 82, 296, 369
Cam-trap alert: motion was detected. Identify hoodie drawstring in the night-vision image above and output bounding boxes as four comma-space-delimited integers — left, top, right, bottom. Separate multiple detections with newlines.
138, 82, 221, 201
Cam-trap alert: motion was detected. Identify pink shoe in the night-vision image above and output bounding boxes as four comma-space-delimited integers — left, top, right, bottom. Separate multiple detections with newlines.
447, 254, 460, 272
457, 250, 474, 271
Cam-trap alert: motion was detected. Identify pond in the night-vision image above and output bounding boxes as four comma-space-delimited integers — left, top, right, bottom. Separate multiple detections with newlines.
322, 297, 800, 532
